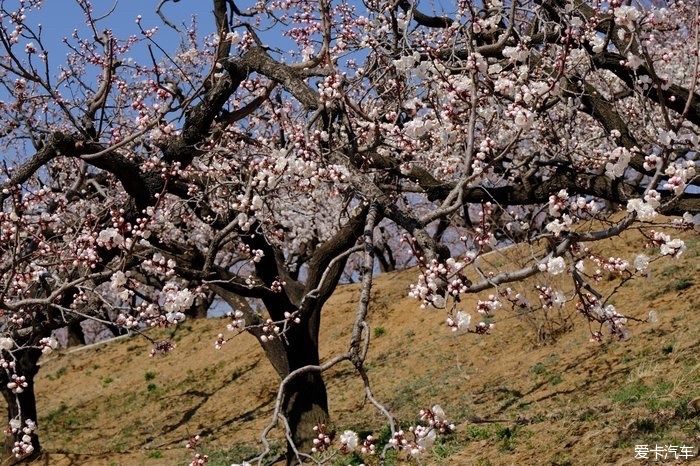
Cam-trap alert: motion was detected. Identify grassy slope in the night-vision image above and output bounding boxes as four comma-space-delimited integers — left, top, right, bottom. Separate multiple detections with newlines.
19, 231, 700, 466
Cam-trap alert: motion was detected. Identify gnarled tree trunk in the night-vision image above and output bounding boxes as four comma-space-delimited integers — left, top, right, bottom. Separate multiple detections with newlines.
213, 286, 330, 465
280, 322, 329, 465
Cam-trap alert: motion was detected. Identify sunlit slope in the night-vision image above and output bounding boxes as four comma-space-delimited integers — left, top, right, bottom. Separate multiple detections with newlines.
22, 231, 700, 466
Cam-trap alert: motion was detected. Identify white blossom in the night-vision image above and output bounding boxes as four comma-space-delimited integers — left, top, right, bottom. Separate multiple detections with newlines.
545, 256, 566, 275
605, 147, 632, 179
97, 228, 125, 249
545, 214, 573, 236
626, 53, 644, 70
414, 426, 437, 450
634, 254, 650, 272
162, 283, 195, 313
626, 198, 657, 221
110, 271, 128, 289
0, 337, 13, 351
455, 311, 471, 331
339, 430, 359, 450
614, 5, 641, 29
39, 336, 58, 354
660, 238, 686, 257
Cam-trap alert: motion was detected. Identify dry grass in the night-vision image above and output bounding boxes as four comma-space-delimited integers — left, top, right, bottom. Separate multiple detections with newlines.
11, 229, 700, 465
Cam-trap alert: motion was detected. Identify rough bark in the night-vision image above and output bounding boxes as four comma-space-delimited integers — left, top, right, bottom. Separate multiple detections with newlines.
281, 323, 329, 465
215, 286, 330, 464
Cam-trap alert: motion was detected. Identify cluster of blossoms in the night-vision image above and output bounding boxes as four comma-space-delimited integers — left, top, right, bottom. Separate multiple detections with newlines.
672, 212, 700, 231
389, 405, 455, 457
0, 337, 14, 352
226, 310, 246, 331
419, 405, 455, 434
215, 309, 250, 349
359, 434, 377, 455
576, 295, 629, 340
185, 434, 208, 466
318, 73, 345, 105
600, 256, 630, 274
471, 138, 495, 175
110, 271, 132, 301
648, 231, 686, 257
141, 253, 177, 278
235, 243, 265, 264
613, 4, 641, 29
473, 320, 496, 334
161, 282, 195, 321
38, 336, 58, 354
664, 159, 696, 195
115, 312, 139, 329
535, 286, 566, 309
446, 310, 471, 333
149, 340, 176, 357
311, 423, 332, 453
259, 313, 296, 343
539, 256, 567, 275
626, 190, 662, 221
7, 374, 28, 394
259, 319, 281, 342
114, 282, 199, 331
472, 203, 497, 248
270, 279, 286, 293
96, 227, 126, 250
548, 189, 569, 217
310, 427, 375, 457
408, 257, 472, 308
605, 147, 634, 179
546, 214, 573, 237
545, 190, 599, 236
308, 407, 454, 459
475, 295, 502, 317
9, 418, 36, 458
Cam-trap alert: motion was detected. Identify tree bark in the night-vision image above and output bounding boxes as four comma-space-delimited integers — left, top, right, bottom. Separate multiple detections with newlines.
65, 320, 86, 347
281, 324, 329, 465
212, 286, 330, 463
1, 348, 42, 464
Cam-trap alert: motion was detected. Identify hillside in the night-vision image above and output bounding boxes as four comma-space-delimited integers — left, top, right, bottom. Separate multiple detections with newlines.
14, 231, 700, 465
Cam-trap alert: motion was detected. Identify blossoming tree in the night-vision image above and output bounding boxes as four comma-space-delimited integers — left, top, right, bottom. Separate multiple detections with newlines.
0, 0, 698, 463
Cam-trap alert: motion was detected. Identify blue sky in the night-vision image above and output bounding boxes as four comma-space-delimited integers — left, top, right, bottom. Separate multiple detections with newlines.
24, 0, 217, 67
0, 1, 218, 163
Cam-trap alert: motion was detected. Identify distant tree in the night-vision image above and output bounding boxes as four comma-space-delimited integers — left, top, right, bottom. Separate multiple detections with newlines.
0, 0, 697, 464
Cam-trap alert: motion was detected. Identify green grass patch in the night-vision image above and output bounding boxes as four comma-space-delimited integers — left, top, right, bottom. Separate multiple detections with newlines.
673, 278, 694, 291
611, 381, 673, 408
465, 425, 493, 440
46, 367, 67, 381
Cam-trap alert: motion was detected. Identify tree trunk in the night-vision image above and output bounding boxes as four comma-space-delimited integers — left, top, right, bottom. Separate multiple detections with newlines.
212, 286, 331, 464
1, 348, 42, 464
282, 328, 329, 465
65, 320, 86, 347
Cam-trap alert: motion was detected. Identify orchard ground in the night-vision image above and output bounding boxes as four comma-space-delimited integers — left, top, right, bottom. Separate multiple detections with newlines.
14, 230, 700, 466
